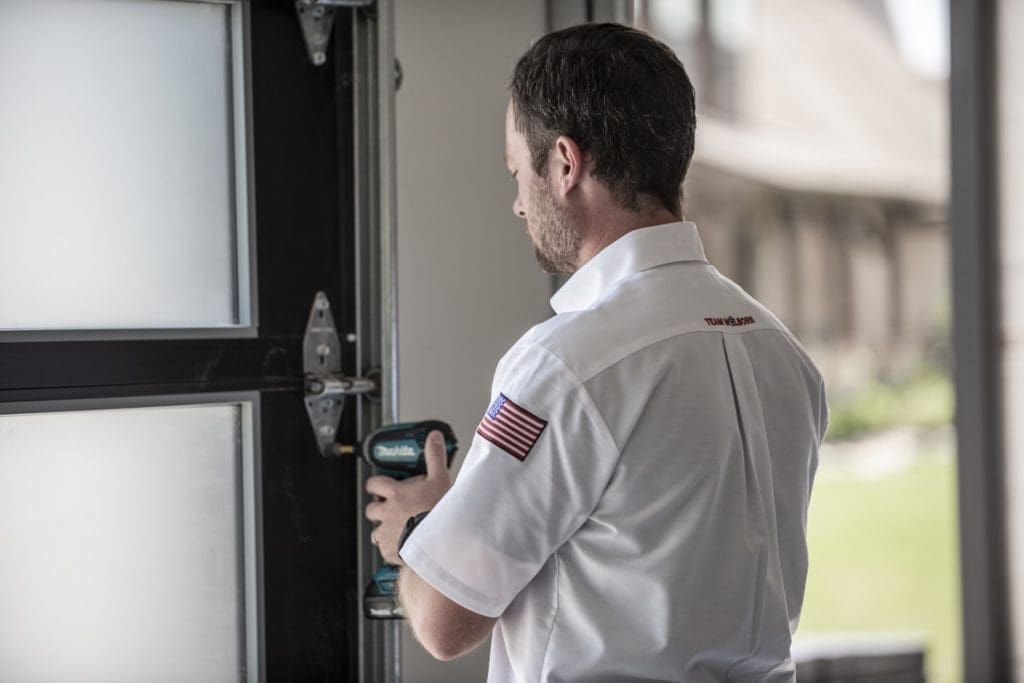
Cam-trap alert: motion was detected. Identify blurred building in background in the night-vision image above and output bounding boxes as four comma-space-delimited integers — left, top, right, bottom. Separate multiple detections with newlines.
639, 0, 948, 397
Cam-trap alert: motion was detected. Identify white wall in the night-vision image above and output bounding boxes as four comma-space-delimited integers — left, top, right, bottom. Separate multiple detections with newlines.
393, 0, 550, 680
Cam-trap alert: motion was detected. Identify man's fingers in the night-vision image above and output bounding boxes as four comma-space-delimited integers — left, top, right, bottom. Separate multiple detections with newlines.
366, 475, 398, 498
424, 430, 450, 481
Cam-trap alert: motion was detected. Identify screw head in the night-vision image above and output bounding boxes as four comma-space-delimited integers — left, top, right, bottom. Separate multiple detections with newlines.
319, 424, 335, 437
316, 343, 332, 356
313, 51, 326, 66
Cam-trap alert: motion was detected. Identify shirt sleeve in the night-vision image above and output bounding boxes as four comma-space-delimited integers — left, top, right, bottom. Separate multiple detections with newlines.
399, 341, 619, 617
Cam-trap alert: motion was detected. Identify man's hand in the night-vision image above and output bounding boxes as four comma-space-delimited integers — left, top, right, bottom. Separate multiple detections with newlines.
364, 429, 452, 565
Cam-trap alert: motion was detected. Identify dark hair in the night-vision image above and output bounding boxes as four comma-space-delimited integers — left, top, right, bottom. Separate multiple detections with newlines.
510, 22, 696, 215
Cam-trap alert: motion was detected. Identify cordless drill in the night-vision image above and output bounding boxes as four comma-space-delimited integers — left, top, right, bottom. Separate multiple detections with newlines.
362, 420, 458, 619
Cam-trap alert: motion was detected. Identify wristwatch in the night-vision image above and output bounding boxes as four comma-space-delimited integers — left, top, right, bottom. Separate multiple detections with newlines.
398, 510, 430, 554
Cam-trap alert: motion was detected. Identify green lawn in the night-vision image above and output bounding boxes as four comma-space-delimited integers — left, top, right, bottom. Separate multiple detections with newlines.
799, 450, 962, 683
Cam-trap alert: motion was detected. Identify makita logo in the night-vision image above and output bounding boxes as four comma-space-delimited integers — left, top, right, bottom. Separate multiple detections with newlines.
705, 315, 755, 327
375, 444, 417, 458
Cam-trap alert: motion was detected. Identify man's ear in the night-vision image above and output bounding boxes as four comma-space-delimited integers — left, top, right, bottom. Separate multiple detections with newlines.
550, 135, 585, 199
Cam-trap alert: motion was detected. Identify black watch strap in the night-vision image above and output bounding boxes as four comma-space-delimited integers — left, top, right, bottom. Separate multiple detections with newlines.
398, 510, 430, 554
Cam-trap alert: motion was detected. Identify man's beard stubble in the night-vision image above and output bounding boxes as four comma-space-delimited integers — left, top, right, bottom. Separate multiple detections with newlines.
530, 177, 582, 274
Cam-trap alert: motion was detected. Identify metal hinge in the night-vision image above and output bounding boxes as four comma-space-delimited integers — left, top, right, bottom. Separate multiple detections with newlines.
303, 291, 378, 456
295, 0, 375, 67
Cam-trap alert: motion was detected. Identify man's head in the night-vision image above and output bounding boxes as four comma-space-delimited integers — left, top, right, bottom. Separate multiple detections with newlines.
504, 22, 696, 274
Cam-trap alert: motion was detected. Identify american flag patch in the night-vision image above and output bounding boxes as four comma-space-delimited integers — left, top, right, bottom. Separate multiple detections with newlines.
476, 393, 547, 461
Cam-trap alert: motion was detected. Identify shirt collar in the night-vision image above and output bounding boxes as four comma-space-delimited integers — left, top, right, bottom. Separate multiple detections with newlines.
550, 221, 707, 314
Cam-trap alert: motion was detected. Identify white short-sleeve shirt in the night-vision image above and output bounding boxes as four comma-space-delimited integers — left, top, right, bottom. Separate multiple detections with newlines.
400, 221, 828, 683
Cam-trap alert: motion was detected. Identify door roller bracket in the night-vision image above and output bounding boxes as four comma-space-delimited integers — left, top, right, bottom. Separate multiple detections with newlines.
295, 0, 375, 67
303, 291, 378, 457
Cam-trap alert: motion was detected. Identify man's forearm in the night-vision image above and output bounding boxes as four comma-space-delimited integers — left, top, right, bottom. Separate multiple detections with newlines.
398, 566, 496, 661
397, 566, 431, 633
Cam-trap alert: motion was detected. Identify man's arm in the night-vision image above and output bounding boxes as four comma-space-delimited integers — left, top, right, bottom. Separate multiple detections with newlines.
398, 565, 496, 661
365, 430, 497, 661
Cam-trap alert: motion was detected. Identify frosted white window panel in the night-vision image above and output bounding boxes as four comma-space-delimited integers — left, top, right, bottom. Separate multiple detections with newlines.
0, 0, 252, 331
0, 401, 259, 682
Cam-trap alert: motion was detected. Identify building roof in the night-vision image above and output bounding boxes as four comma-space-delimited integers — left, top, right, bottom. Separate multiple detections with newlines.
690, 0, 948, 204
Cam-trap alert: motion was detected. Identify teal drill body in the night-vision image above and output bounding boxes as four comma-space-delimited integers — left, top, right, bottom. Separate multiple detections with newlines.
362, 420, 457, 619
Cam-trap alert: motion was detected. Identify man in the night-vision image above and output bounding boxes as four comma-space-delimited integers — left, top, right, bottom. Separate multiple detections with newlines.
365, 22, 827, 682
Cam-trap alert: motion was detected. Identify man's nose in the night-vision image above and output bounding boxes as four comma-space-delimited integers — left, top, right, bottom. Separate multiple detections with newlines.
513, 194, 526, 218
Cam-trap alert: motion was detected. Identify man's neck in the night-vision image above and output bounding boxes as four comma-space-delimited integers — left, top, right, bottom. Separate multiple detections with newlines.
575, 206, 680, 269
